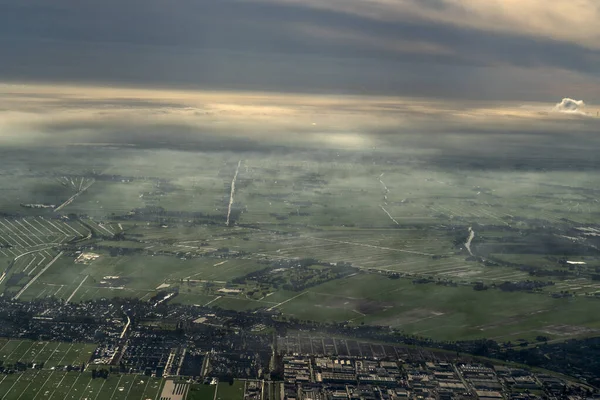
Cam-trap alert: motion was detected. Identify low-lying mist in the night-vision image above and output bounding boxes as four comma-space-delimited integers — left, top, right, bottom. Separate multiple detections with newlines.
1, 83, 599, 173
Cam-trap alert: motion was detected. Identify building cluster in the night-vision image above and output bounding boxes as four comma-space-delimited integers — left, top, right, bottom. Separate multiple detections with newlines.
280, 354, 587, 400
244, 380, 264, 400
0, 296, 595, 399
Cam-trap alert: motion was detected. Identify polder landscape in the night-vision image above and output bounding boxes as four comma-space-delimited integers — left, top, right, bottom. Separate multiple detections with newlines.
4, 0, 600, 397
1, 143, 600, 343
0, 137, 599, 399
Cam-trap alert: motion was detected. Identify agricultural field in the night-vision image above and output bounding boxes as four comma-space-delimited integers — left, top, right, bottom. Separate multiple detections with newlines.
0, 339, 96, 368
1, 146, 600, 344
215, 380, 246, 400
0, 337, 167, 400
271, 273, 600, 342
0, 372, 249, 400
187, 383, 217, 400
0, 370, 164, 400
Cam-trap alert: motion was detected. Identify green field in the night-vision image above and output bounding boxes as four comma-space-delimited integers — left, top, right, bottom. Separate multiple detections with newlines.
0, 339, 96, 368
0, 371, 250, 400
273, 273, 600, 342
0, 338, 167, 400
187, 384, 217, 400
215, 381, 245, 400
0, 370, 164, 400
2, 147, 600, 345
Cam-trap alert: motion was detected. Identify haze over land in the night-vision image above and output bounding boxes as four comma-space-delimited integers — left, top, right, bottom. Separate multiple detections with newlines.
1, 0, 599, 153
1, 0, 600, 367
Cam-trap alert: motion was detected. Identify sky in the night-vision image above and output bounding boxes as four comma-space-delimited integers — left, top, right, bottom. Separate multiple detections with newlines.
0, 0, 599, 150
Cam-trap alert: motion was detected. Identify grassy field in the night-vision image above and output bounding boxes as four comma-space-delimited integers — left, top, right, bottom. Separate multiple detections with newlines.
187, 384, 217, 400
0, 370, 164, 400
273, 273, 600, 342
215, 381, 245, 400
0, 338, 167, 400
2, 146, 600, 346
0, 370, 244, 400
15, 251, 272, 303
0, 339, 96, 368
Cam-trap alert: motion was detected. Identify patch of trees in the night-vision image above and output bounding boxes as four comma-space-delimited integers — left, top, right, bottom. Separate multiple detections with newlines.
485, 255, 576, 279
452, 234, 470, 248
476, 237, 600, 257
117, 206, 227, 224
232, 259, 358, 291
550, 291, 574, 298
412, 277, 435, 284
104, 247, 144, 257
528, 268, 574, 278
289, 211, 311, 217
497, 280, 553, 292
269, 213, 289, 221
91, 368, 110, 379
499, 337, 600, 387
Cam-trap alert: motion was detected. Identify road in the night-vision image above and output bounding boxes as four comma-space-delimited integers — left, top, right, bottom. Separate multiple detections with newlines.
266, 291, 308, 311
65, 275, 89, 303
13, 251, 64, 300
309, 236, 436, 257
54, 179, 95, 212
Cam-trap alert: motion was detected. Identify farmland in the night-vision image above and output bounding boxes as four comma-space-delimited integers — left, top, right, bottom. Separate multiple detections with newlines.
0, 336, 261, 400
0, 145, 599, 344
0, 339, 96, 368
0, 338, 171, 399
0, 370, 250, 400
0, 369, 164, 400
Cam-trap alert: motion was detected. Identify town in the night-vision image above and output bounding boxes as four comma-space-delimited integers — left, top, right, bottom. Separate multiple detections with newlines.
0, 294, 596, 399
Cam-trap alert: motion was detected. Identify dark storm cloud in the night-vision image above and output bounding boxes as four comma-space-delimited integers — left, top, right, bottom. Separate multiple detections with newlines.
0, 0, 598, 101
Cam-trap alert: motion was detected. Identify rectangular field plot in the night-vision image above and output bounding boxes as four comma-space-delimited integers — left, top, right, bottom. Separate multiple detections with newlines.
0, 339, 24, 361
547, 278, 600, 296
16, 250, 271, 304
216, 380, 245, 400
0, 370, 163, 400
55, 180, 153, 218
40, 371, 84, 400
0, 340, 96, 368
0, 340, 40, 365
0, 369, 46, 400
44, 342, 97, 367
4, 369, 55, 400
187, 384, 217, 400
0, 217, 88, 254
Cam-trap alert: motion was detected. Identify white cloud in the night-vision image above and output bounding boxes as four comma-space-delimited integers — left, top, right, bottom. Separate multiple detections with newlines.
554, 98, 587, 114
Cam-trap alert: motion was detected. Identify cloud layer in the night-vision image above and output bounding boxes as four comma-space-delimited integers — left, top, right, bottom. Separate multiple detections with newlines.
0, 0, 598, 102
257, 0, 600, 50
1, 84, 598, 151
